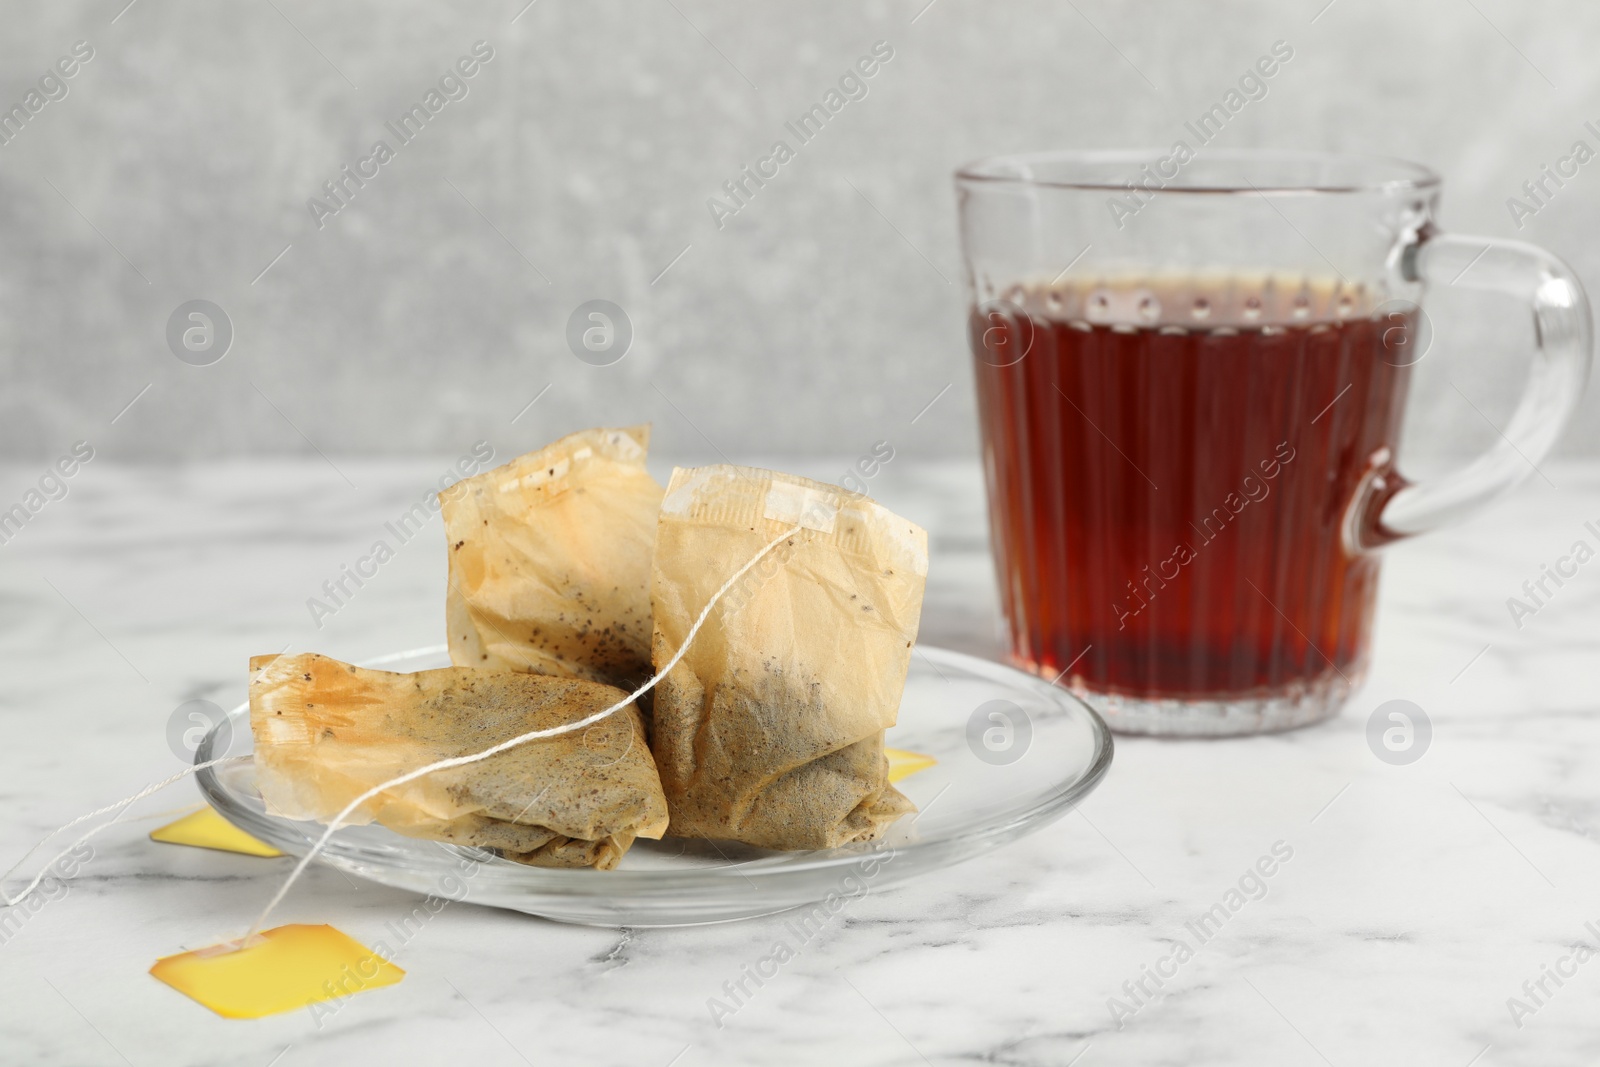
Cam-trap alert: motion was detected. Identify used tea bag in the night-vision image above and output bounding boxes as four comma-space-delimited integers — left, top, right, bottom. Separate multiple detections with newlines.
249, 653, 668, 870
442, 426, 664, 688
648, 466, 928, 850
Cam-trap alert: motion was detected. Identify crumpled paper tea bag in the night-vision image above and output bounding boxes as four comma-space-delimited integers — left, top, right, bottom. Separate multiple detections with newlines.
442, 426, 664, 689
648, 466, 928, 850
250, 653, 668, 870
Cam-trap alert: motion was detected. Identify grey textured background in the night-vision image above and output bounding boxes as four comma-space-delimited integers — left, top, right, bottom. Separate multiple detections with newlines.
0, 0, 1595, 466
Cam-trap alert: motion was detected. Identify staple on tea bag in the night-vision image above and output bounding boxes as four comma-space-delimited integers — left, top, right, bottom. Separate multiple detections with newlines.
648, 466, 927, 850
250, 653, 668, 870
442, 426, 663, 689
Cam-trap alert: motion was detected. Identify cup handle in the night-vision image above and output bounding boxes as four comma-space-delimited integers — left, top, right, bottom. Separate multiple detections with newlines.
1348, 231, 1593, 551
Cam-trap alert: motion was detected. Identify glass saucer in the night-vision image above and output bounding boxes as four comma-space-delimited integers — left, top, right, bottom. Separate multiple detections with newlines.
197, 644, 1112, 927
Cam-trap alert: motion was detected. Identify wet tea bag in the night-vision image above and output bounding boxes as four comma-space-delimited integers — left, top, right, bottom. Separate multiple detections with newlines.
648, 466, 928, 850
250, 653, 667, 870
442, 426, 664, 688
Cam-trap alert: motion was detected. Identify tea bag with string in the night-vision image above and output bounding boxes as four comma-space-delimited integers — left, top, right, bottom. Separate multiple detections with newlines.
441, 426, 664, 690
648, 466, 927, 850
250, 653, 667, 870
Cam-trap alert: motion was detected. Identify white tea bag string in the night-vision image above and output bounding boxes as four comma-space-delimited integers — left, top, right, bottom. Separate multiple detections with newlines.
1, 756, 248, 907
246, 523, 803, 939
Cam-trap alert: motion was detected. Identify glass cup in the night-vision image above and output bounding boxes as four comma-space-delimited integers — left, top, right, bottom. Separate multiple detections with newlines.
955, 149, 1591, 736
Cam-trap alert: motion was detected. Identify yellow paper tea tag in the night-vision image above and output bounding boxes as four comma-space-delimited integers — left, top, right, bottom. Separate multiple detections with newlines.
885, 747, 937, 783
150, 807, 284, 857
150, 924, 404, 1019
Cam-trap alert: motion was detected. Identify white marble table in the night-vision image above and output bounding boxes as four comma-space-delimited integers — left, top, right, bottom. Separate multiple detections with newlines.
2, 457, 1598, 1066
